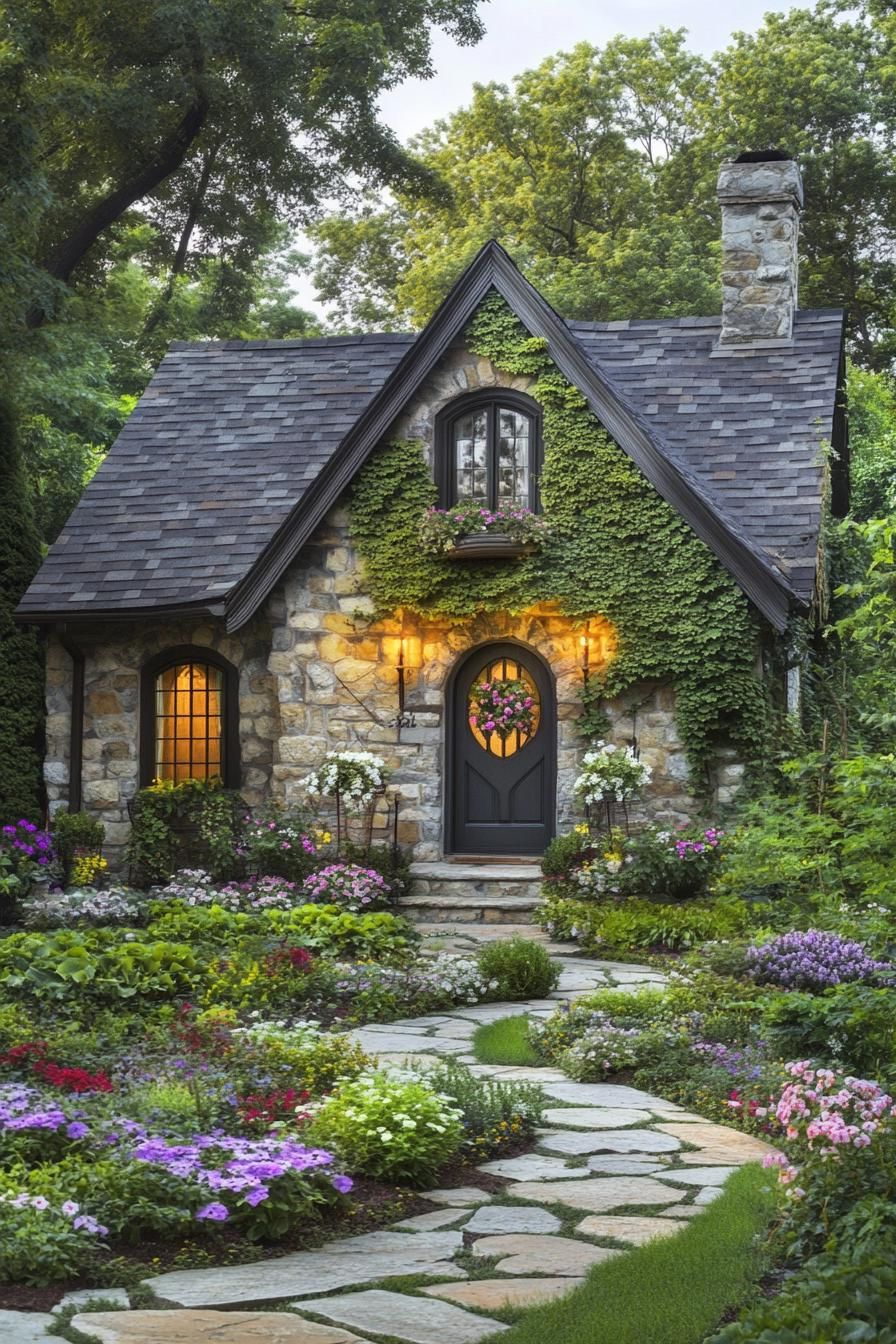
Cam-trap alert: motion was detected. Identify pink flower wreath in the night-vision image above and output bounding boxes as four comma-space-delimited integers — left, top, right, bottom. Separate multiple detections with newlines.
469, 678, 536, 739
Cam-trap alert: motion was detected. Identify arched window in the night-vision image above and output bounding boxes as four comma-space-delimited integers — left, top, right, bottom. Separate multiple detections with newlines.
437, 392, 542, 512
139, 647, 240, 788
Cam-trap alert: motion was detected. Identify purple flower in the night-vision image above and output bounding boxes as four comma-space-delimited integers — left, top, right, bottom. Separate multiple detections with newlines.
331, 1174, 354, 1194
746, 929, 892, 992
196, 1202, 230, 1221
66, 1121, 89, 1139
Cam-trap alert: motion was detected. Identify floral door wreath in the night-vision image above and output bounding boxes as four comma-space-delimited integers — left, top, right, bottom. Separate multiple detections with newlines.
469, 678, 536, 739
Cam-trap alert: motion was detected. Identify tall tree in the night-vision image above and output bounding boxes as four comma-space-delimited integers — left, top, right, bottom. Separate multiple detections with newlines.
2, 0, 485, 335
0, 400, 45, 820
312, 32, 717, 328
310, 5, 896, 371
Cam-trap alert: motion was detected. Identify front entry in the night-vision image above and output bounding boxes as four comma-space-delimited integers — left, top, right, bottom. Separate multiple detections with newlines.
448, 642, 556, 856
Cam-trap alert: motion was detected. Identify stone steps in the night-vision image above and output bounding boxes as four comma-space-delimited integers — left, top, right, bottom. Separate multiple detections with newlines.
401, 861, 543, 924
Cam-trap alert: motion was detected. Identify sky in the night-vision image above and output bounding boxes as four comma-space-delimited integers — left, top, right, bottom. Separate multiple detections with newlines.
296, 0, 802, 314
377, 0, 784, 143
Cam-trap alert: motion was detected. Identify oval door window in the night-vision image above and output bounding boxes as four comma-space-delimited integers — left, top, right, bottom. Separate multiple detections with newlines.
467, 654, 541, 758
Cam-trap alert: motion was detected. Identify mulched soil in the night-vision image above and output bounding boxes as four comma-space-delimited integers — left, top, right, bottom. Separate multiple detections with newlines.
0, 1155, 515, 1313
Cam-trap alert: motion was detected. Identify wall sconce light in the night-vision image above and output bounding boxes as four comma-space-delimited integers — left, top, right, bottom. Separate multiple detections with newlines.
579, 623, 592, 687
386, 622, 422, 733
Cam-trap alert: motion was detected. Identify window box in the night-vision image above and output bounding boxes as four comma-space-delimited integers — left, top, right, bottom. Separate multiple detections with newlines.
445, 533, 539, 560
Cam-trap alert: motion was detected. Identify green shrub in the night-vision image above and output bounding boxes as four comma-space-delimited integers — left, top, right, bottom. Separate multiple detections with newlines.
309, 1072, 463, 1184
541, 829, 592, 879
51, 809, 106, 885
710, 1201, 896, 1343
760, 982, 896, 1079
128, 778, 242, 883
417, 1058, 545, 1160
0, 1193, 109, 1286
537, 893, 752, 952
231, 1021, 372, 1097
477, 936, 559, 999
0, 399, 45, 826
2, 1153, 196, 1242
529, 998, 676, 1081
575, 986, 669, 1021
713, 794, 839, 905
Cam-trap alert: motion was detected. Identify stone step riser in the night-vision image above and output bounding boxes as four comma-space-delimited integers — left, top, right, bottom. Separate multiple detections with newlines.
400, 903, 540, 925
410, 880, 543, 901
403, 862, 545, 925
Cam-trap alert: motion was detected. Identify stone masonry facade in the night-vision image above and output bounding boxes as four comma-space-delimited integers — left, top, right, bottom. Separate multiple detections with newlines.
44, 615, 278, 866
43, 343, 740, 868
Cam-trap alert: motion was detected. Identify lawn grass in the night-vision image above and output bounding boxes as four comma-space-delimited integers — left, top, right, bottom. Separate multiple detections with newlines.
480, 1163, 777, 1344
472, 1014, 540, 1066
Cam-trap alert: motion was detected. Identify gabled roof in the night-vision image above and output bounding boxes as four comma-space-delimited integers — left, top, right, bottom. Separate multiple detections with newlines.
18, 242, 845, 634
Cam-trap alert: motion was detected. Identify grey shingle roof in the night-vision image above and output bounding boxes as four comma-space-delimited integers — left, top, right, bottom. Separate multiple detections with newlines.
568, 310, 844, 603
17, 302, 843, 622
18, 333, 414, 616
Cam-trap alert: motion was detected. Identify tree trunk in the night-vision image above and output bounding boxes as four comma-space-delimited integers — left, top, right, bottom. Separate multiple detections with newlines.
27, 95, 209, 327
141, 142, 219, 341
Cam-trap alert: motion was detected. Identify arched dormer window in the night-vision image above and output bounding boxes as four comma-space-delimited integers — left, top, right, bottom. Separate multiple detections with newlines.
437, 391, 542, 512
139, 646, 240, 788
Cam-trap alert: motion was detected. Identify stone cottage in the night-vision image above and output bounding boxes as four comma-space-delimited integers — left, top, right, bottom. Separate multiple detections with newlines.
17, 153, 847, 905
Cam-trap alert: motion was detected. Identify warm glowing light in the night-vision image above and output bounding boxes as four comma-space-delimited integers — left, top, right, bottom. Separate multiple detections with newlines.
155, 662, 222, 781
399, 635, 423, 669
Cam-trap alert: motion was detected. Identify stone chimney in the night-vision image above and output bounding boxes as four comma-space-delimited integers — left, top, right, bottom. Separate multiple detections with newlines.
717, 151, 803, 344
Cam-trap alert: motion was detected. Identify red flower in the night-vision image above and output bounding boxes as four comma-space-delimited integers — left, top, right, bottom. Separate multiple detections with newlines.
236, 1086, 312, 1132
33, 1061, 114, 1093
264, 945, 314, 975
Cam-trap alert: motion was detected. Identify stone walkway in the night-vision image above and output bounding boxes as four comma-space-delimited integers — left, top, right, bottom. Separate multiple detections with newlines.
12, 948, 775, 1344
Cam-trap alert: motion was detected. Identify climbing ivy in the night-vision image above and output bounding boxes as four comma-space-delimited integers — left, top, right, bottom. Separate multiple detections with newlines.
349, 292, 770, 787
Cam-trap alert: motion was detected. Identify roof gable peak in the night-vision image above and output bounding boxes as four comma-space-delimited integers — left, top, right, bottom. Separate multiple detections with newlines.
226, 239, 799, 633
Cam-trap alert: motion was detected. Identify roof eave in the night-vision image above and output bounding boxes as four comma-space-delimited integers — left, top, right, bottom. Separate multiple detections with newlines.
14, 599, 228, 627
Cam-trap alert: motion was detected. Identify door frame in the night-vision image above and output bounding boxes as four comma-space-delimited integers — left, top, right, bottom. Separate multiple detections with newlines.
444, 638, 557, 857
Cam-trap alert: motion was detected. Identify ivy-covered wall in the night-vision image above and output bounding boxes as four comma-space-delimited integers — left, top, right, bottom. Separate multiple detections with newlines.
349, 292, 769, 788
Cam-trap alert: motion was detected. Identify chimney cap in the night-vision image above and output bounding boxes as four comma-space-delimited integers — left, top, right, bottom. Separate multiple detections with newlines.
733, 149, 792, 164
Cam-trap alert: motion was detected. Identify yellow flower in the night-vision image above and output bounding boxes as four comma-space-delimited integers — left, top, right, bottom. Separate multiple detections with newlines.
71, 853, 108, 885
574, 823, 590, 836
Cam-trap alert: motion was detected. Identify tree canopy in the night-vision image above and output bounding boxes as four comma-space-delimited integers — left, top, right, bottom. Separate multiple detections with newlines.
310, 5, 896, 372
0, 0, 486, 545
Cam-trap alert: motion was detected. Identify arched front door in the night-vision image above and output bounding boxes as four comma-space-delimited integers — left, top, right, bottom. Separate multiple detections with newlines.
448, 642, 556, 856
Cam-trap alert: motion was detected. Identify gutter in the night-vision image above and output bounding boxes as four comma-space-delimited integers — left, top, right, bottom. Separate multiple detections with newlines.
57, 631, 85, 813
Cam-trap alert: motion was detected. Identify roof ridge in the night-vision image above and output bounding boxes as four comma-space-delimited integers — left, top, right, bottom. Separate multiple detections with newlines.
167, 332, 416, 352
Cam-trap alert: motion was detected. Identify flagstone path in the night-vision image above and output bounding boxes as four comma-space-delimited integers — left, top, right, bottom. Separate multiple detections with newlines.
11, 945, 775, 1344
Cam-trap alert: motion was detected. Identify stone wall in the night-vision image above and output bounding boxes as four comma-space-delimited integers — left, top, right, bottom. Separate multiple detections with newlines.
267, 342, 706, 858
43, 340, 740, 870
44, 616, 278, 868
271, 532, 701, 858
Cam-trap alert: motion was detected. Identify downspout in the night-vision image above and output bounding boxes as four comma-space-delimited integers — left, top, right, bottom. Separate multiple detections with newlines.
57, 631, 85, 813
